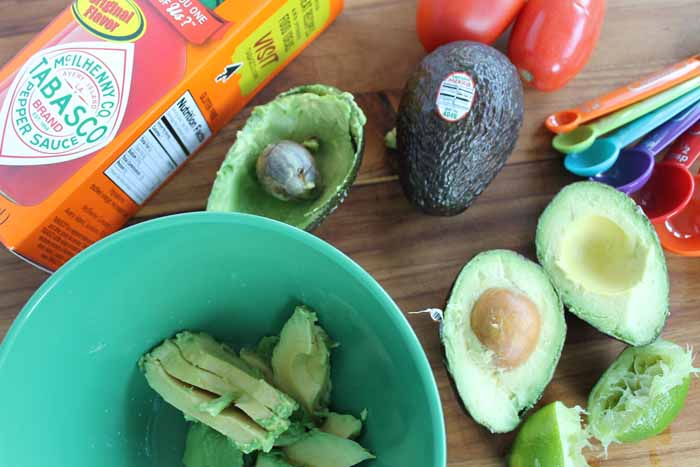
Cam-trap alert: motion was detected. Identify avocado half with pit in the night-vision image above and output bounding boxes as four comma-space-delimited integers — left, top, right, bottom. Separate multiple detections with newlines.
536, 182, 670, 346
442, 250, 566, 433
207, 85, 366, 230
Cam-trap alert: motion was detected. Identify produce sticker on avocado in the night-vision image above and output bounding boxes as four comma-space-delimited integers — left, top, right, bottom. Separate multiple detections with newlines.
436, 72, 475, 122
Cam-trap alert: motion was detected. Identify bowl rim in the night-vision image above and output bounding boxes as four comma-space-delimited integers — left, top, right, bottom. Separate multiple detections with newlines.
0, 212, 447, 466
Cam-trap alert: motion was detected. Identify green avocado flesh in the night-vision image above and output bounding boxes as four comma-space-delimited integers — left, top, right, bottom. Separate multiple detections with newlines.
536, 182, 670, 346
240, 336, 279, 383
272, 306, 332, 416
397, 41, 524, 216
284, 430, 375, 467
588, 339, 697, 449
273, 421, 308, 447
207, 85, 366, 230
141, 356, 275, 453
147, 338, 290, 435
442, 250, 566, 433
184, 423, 244, 467
320, 412, 363, 439
255, 452, 295, 467
508, 402, 590, 467
141, 305, 373, 466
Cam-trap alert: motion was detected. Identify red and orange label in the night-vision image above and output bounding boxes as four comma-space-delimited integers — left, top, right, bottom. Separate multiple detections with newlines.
0, 0, 343, 271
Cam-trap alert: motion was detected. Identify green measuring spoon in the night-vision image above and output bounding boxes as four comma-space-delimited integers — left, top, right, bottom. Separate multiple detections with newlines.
553, 76, 700, 154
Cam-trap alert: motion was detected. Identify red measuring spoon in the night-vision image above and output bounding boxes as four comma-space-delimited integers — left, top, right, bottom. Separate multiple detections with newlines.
656, 188, 700, 256
633, 122, 700, 223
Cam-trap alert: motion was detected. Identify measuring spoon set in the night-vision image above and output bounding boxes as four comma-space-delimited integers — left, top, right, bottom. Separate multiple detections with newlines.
547, 56, 700, 256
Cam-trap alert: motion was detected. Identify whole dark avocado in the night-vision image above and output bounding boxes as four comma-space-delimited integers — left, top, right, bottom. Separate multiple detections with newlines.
397, 41, 524, 216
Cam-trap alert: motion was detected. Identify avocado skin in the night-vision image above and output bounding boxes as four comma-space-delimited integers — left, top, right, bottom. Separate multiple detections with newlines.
397, 41, 524, 216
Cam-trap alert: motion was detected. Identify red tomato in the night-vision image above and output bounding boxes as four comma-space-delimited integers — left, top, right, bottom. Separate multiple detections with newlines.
416, 0, 526, 52
508, 0, 606, 92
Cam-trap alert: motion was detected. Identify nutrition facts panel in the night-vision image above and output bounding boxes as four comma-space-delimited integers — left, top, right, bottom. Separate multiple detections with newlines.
105, 92, 212, 205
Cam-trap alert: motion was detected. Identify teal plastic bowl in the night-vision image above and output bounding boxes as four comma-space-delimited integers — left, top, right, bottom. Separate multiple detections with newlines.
0, 213, 445, 467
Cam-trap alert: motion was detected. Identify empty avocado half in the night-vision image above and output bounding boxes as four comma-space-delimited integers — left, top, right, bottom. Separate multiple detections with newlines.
207, 85, 366, 230
442, 250, 566, 433
536, 182, 670, 346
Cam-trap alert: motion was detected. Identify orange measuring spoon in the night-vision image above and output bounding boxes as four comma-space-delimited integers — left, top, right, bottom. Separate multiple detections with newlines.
546, 55, 700, 134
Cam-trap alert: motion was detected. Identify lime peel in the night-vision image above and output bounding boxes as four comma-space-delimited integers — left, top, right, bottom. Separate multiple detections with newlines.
508, 401, 593, 467
588, 340, 698, 454
556, 404, 592, 467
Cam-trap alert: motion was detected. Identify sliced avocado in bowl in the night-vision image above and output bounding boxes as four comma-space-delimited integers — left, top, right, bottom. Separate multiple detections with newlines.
536, 182, 670, 346
320, 412, 363, 439
442, 250, 566, 433
208, 85, 366, 230
271, 305, 332, 417
240, 336, 279, 383
255, 452, 295, 467
173, 332, 298, 419
147, 338, 290, 435
183, 423, 245, 467
283, 430, 375, 467
140, 356, 276, 453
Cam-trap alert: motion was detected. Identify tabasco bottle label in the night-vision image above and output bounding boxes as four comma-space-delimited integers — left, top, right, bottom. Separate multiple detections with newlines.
0, 42, 133, 166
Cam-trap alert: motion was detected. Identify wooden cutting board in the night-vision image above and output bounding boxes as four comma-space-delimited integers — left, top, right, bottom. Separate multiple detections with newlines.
1, 0, 699, 465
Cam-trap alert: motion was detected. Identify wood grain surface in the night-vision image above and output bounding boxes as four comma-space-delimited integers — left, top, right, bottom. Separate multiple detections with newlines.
1, 0, 699, 465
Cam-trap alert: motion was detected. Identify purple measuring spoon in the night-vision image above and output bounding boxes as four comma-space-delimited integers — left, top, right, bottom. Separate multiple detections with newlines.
591, 100, 700, 193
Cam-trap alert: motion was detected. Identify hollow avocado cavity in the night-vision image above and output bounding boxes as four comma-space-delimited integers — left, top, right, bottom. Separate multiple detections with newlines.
559, 215, 648, 295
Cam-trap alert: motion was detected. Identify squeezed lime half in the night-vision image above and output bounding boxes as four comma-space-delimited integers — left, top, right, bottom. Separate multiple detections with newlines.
588, 339, 698, 450
508, 402, 590, 467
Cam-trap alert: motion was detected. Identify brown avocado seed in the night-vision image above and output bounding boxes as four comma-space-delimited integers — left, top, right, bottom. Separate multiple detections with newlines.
470, 288, 541, 369
256, 140, 321, 201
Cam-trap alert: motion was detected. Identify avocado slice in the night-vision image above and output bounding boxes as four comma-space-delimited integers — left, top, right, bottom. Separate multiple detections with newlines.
240, 336, 279, 383
397, 41, 524, 216
141, 356, 275, 453
283, 430, 375, 467
442, 250, 566, 433
320, 412, 363, 439
271, 306, 332, 416
207, 85, 366, 230
255, 452, 295, 467
536, 182, 670, 346
149, 339, 290, 435
174, 332, 298, 420
274, 421, 309, 448
183, 423, 244, 467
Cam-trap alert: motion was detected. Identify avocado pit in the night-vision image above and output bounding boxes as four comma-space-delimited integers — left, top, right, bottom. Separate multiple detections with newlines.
470, 288, 541, 369
256, 140, 321, 202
